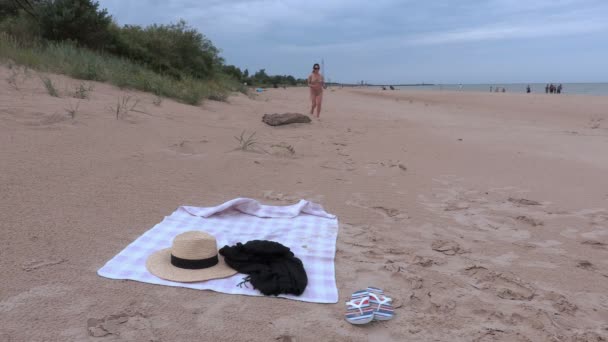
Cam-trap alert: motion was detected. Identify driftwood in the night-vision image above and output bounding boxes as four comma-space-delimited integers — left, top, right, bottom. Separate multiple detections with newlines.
262, 113, 311, 126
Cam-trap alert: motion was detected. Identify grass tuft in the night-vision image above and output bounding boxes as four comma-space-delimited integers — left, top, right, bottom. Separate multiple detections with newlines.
40, 76, 60, 97
109, 95, 141, 120
72, 82, 93, 99
152, 95, 162, 106
234, 130, 257, 151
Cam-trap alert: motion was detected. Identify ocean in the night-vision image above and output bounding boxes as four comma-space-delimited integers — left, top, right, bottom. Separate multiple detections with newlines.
368, 83, 608, 96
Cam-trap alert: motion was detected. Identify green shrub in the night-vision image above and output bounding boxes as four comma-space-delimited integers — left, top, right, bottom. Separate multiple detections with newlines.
0, 33, 233, 105
111, 20, 222, 79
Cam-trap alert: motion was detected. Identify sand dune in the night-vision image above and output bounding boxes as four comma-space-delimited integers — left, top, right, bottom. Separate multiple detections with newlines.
1, 65, 608, 341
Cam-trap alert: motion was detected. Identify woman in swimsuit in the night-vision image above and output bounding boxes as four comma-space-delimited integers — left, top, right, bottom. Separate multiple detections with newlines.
307, 63, 324, 118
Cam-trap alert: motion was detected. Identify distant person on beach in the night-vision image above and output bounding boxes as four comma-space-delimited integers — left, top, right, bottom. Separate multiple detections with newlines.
307, 63, 324, 118
545, 84, 549, 93
389, 85, 395, 90
550, 84, 555, 94
557, 84, 562, 94
526, 85, 531, 93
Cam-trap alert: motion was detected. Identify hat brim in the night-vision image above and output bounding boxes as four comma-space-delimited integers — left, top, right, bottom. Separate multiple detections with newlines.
146, 249, 237, 283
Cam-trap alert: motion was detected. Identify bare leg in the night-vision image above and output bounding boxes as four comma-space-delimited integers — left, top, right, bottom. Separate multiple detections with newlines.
310, 100, 316, 116
316, 94, 323, 118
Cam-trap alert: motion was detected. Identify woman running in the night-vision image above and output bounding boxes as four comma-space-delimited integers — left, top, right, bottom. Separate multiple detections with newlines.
307, 63, 324, 118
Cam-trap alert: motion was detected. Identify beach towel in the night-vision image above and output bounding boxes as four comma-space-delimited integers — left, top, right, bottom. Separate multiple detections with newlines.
97, 198, 339, 303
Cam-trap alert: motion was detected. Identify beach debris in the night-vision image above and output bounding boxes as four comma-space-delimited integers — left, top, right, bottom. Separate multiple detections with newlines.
508, 197, 541, 206
262, 113, 311, 126
431, 240, 465, 255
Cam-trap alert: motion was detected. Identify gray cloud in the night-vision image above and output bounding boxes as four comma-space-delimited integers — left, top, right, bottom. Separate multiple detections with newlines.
99, 0, 608, 83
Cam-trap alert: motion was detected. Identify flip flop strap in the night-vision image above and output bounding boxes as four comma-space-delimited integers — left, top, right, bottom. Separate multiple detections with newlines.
346, 298, 368, 315
369, 292, 391, 306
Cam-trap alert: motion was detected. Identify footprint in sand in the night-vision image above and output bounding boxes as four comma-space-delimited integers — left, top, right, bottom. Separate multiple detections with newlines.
345, 198, 408, 221
269, 143, 297, 158
21, 257, 66, 272
431, 239, 467, 256
576, 260, 596, 271
545, 292, 578, 315
515, 215, 543, 227
581, 240, 608, 249
383, 261, 407, 273
261, 190, 296, 202
571, 331, 608, 342
473, 329, 533, 342
276, 335, 297, 342
372, 206, 408, 220
320, 160, 356, 171
169, 139, 209, 155
411, 255, 444, 267
0, 284, 69, 313
463, 266, 536, 301
581, 229, 608, 240
508, 197, 542, 206
87, 309, 157, 340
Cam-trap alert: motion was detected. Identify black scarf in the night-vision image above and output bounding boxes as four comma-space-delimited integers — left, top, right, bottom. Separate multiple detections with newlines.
219, 240, 307, 296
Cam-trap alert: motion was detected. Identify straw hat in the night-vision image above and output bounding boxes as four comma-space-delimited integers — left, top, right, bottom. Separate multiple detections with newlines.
146, 231, 236, 282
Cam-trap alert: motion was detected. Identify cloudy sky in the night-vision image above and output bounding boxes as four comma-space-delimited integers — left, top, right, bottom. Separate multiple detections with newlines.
99, 0, 608, 84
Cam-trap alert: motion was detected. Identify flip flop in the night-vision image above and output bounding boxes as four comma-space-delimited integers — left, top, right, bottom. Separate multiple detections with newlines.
367, 287, 395, 321
345, 290, 374, 325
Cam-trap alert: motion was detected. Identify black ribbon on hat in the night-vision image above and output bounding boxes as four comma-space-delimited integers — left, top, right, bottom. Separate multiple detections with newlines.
170, 254, 219, 269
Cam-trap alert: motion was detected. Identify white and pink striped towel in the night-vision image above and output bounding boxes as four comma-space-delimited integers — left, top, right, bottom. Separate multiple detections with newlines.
97, 198, 339, 303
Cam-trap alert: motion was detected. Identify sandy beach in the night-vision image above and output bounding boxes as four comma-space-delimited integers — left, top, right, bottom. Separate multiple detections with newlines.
1, 65, 608, 341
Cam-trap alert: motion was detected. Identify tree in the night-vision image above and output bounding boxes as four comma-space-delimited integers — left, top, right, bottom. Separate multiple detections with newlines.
253, 69, 269, 84
1, 0, 43, 19
0, 0, 18, 19
222, 64, 243, 81
38, 0, 113, 49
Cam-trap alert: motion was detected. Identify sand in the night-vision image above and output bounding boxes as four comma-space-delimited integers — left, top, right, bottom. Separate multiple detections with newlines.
1, 65, 608, 341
